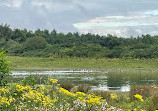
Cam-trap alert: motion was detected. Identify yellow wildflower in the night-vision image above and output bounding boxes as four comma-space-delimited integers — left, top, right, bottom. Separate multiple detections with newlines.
41, 85, 45, 90
78, 97, 84, 100
50, 79, 58, 84
28, 100, 31, 103
16, 85, 31, 92
59, 87, 76, 97
0, 96, 10, 106
9, 96, 15, 103
88, 94, 95, 98
42, 96, 56, 107
76, 92, 86, 96
110, 93, 117, 99
0, 88, 9, 94
134, 108, 137, 111
86, 97, 102, 106
134, 94, 143, 102
84, 94, 103, 106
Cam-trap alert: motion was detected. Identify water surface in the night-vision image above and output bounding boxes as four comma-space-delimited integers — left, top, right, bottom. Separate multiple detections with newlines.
11, 69, 158, 92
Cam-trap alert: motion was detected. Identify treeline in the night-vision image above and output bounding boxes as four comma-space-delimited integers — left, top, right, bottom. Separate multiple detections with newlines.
0, 24, 158, 58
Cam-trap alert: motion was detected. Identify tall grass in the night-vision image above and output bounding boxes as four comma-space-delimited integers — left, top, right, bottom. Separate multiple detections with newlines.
8, 56, 158, 70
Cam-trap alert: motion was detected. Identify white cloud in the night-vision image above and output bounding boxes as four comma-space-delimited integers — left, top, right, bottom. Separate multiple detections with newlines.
73, 14, 158, 37
0, 0, 22, 8
143, 10, 158, 16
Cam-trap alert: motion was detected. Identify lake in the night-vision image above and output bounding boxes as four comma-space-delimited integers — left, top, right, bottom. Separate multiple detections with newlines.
11, 69, 158, 92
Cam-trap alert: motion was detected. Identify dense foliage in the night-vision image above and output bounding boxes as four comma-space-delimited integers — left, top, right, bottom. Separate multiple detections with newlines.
0, 49, 11, 86
1, 24, 158, 58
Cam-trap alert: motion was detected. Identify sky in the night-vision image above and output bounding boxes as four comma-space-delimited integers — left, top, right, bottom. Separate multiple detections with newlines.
0, 0, 158, 37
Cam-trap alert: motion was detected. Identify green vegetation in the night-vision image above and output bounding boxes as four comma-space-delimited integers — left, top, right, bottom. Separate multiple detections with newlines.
0, 49, 11, 86
8, 56, 158, 70
0, 24, 158, 59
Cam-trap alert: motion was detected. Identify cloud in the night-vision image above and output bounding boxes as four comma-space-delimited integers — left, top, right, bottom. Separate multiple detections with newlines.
0, 0, 22, 8
143, 10, 158, 16
0, 0, 158, 36
73, 14, 158, 37
31, 0, 75, 12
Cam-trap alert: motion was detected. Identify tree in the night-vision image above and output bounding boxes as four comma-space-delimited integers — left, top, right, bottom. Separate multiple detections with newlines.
0, 38, 6, 47
105, 36, 122, 49
11, 29, 26, 42
5, 40, 23, 54
24, 36, 47, 50
0, 24, 12, 41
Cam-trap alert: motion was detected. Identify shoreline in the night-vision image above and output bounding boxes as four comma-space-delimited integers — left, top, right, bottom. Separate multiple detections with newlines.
11, 67, 158, 73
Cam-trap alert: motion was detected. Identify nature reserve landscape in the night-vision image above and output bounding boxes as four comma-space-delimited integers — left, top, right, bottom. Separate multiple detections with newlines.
1, 0, 158, 110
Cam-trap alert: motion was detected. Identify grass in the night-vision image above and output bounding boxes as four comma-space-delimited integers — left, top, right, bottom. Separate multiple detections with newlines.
7, 56, 158, 71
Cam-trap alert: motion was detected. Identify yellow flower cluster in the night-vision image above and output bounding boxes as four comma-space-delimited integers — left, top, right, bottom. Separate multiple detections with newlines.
0, 79, 108, 110
59, 87, 76, 97
16, 84, 31, 92
18, 86, 57, 107
110, 93, 117, 99
74, 92, 85, 101
15, 83, 57, 109
0, 88, 9, 94
86, 97, 101, 105
76, 92, 86, 96
0, 87, 15, 107
76, 92, 86, 100
134, 94, 143, 102
41, 85, 45, 90
0, 78, 149, 110
59, 87, 106, 107
50, 79, 58, 84
23, 90, 44, 102
86, 94, 103, 106
0, 96, 15, 106
42, 96, 57, 107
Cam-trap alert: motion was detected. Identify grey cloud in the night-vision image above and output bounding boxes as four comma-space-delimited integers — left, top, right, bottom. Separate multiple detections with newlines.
0, 0, 158, 35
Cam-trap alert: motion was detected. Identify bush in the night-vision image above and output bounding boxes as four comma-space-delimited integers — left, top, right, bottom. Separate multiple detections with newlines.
21, 75, 37, 86
60, 82, 75, 91
24, 36, 47, 50
129, 85, 152, 101
76, 84, 92, 93
88, 90, 111, 100
0, 49, 11, 86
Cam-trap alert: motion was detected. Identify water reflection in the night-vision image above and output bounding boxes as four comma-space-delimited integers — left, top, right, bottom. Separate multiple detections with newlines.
10, 70, 158, 91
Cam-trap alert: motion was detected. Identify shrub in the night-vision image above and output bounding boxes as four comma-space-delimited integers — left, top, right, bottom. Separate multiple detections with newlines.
0, 49, 11, 86
129, 85, 152, 101
60, 82, 74, 91
21, 75, 37, 86
24, 36, 47, 50
88, 90, 111, 101
76, 84, 91, 93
